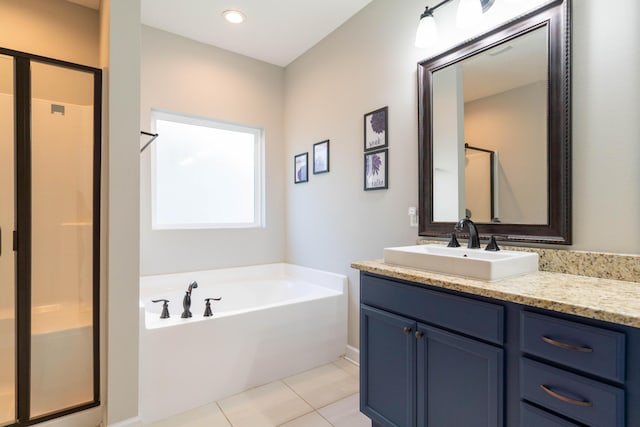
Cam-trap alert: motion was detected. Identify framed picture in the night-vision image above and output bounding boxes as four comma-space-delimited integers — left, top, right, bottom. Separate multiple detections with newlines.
313, 140, 330, 174
294, 152, 308, 183
364, 149, 388, 190
364, 106, 388, 151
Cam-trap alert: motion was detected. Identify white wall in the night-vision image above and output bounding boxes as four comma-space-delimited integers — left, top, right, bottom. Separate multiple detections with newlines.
139, 26, 286, 275
572, 0, 640, 254
106, 0, 141, 424
284, 0, 640, 350
285, 0, 424, 351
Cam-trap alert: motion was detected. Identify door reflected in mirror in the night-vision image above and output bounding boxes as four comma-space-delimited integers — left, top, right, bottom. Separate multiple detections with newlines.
432, 26, 548, 225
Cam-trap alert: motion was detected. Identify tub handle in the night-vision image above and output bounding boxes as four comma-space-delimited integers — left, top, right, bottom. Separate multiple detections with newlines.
204, 297, 222, 317
152, 299, 170, 319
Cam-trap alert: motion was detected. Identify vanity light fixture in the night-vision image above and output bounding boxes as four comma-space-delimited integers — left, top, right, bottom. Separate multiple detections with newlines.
415, 0, 495, 47
222, 9, 245, 24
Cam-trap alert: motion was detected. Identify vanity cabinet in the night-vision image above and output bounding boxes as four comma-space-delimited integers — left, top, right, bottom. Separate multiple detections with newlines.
359, 272, 640, 427
360, 274, 504, 427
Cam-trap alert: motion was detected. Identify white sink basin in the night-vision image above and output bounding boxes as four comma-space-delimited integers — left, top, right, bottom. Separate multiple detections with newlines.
383, 244, 539, 281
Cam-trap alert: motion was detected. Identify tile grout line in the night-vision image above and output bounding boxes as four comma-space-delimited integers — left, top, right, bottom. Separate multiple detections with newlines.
215, 400, 234, 427
279, 380, 336, 427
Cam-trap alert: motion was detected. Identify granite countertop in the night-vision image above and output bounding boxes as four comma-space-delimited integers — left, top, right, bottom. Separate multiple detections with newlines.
351, 259, 640, 329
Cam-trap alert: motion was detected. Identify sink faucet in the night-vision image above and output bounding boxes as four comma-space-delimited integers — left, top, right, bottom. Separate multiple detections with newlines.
455, 218, 481, 249
181, 281, 198, 318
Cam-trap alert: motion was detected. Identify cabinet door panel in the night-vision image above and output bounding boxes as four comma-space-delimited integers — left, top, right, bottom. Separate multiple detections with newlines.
417, 324, 503, 427
361, 305, 416, 427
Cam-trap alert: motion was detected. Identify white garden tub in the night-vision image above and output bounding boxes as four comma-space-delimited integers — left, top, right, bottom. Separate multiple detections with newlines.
138, 263, 348, 423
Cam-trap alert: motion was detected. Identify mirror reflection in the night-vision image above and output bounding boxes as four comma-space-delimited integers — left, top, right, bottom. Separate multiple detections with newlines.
432, 26, 548, 225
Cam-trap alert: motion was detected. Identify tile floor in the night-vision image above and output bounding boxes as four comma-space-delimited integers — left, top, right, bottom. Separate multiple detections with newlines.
145, 358, 370, 427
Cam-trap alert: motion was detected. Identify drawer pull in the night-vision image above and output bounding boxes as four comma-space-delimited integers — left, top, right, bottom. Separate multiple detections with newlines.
540, 384, 593, 407
403, 326, 412, 335
541, 336, 593, 353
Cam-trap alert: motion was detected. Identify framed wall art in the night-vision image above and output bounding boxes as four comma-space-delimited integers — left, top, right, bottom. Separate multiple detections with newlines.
364, 149, 388, 190
313, 140, 330, 174
364, 106, 388, 151
294, 152, 308, 183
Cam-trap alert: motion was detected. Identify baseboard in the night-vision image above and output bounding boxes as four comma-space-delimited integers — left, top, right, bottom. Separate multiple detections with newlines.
345, 344, 359, 365
107, 416, 142, 427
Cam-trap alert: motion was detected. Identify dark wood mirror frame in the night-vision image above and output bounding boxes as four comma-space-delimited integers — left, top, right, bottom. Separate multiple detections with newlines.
418, 0, 571, 244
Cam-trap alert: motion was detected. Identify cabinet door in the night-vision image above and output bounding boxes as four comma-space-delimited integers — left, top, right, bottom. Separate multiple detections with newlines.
361, 305, 416, 427
416, 324, 504, 427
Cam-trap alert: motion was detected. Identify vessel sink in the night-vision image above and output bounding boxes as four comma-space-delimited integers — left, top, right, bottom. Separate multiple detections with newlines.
383, 244, 539, 281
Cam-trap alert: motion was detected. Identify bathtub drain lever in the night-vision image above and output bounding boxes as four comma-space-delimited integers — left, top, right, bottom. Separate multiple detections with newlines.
152, 299, 170, 319
204, 297, 222, 317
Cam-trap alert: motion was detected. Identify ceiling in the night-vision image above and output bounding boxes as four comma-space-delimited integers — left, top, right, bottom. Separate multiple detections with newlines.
462, 26, 547, 102
140, 0, 373, 67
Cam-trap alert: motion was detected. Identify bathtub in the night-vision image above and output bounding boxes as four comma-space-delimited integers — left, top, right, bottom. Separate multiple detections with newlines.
138, 263, 348, 423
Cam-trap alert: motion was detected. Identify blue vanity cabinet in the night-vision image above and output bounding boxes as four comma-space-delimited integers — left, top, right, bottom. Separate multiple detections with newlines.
359, 271, 640, 427
360, 273, 505, 427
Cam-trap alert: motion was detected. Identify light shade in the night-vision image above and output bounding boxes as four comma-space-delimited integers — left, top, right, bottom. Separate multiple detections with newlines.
415, 13, 438, 48
456, 0, 483, 28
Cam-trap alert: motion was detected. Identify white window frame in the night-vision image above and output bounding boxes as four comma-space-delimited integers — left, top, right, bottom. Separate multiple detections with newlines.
150, 109, 264, 230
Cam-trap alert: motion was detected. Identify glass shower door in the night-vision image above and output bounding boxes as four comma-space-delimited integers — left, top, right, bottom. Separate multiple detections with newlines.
29, 61, 96, 418
0, 53, 16, 427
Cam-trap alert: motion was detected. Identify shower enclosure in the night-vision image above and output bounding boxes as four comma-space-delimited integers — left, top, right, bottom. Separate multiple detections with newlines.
0, 49, 101, 426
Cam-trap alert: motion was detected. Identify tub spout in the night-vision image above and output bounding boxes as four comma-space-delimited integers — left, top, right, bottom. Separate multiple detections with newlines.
181, 281, 198, 318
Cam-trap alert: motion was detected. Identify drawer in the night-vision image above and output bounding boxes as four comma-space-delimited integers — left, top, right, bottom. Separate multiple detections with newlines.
361, 274, 503, 344
520, 402, 580, 426
521, 358, 624, 427
521, 311, 625, 382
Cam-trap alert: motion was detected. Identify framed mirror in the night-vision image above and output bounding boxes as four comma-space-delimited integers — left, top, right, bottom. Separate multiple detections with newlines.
418, 0, 571, 244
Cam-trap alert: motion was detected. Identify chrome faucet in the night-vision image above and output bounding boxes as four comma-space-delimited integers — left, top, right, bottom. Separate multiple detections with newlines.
455, 218, 481, 249
181, 281, 198, 318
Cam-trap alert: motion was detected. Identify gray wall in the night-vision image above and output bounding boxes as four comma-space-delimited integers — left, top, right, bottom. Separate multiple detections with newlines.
106, 0, 142, 423
139, 26, 286, 275
284, 0, 640, 350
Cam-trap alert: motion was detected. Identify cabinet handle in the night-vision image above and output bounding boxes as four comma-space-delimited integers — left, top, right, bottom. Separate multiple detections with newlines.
541, 336, 593, 353
415, 331, 424, 339
540, 384, 593, 407
403, 326, 412, 335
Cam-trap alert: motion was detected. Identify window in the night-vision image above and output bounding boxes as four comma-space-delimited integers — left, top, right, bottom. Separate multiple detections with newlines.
151, 110, 263, 229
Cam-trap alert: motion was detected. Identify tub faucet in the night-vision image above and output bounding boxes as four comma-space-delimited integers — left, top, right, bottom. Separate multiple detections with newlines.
181, 281, 198, 318
455, 218, 481, 249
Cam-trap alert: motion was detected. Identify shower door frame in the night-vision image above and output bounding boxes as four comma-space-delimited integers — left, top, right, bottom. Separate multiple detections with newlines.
1, 47, 101, 427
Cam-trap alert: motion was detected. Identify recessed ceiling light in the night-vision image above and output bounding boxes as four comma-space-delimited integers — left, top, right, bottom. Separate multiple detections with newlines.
223, 10, 245, 24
